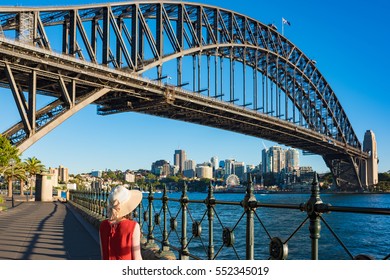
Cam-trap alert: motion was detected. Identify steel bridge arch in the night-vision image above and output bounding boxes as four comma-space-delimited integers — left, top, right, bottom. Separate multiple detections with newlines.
0, 1, 367, 189
139, 42, 357, 149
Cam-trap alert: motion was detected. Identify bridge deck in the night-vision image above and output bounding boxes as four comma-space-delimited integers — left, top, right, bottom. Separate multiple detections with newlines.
0, 197, 159, 260
0, 197, 101, 260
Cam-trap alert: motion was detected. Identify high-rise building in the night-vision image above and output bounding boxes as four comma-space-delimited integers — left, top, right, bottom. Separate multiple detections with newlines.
224, 159, 235, 177
285, 148, 299, 172
233, 162, 246, 182
151, 160, 170, 176
262, 149, 270, 173
196, 165, 213, 179
262, 146, 299, 174
361, 130, 378, 187
58, 165, 69, 183
174, 150, 187, 174
210, 156, 219, 172
184, 159, 196, 171
183, 159, 196, 178
269, 146, 285, 173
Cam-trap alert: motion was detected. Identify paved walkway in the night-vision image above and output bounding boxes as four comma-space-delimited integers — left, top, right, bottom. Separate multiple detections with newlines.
0, 196, 101, 260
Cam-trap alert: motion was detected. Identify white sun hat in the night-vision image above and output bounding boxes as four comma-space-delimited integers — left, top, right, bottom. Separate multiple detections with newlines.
107, 185, 142, 220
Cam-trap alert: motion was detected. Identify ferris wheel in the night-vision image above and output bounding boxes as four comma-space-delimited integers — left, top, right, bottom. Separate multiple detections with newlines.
226, 174, 240, 187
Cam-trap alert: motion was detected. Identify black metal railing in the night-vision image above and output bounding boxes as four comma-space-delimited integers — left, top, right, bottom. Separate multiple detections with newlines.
69, 175, 390, 260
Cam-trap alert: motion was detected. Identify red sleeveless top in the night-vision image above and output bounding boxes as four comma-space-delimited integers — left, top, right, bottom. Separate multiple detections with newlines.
99, 219, 137, 260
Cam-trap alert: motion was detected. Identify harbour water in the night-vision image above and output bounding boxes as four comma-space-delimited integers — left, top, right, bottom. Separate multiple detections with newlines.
140, 192, 390, 260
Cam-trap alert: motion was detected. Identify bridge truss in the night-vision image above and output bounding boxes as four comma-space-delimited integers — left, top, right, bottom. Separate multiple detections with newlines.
0, 2, 368, 190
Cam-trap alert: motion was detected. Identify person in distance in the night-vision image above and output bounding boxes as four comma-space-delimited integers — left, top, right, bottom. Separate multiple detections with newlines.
99, 185, 143, 260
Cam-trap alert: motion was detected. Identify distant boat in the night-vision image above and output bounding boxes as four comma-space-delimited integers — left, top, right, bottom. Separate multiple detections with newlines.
141, 190, 162, 194
214, 184, 246, 193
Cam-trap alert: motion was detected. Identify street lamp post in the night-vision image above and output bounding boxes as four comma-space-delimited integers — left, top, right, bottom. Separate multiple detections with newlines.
25, 171, 30, 202
9, 158, 16, 208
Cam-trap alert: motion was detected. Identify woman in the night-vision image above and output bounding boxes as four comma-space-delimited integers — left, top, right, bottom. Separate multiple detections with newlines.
99, 185, 143, 260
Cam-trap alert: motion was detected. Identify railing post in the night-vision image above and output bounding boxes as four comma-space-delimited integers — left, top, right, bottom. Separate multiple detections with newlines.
139, 191, 147, 245
93, 189, 97, 214
84, 190, 87, 208
306, 172, 322, 260
206, 181, 215, 260
147, 184, 155, 246
159, 184, 175, 259
103, 189, 108, 218
104, 188, 108, 217
180, 182, 189, 260
244, 174, 257, 260
88, 189, 92, 211
162, 184, 170, 251
98, 189, 103, 216
102, 188, 106, 217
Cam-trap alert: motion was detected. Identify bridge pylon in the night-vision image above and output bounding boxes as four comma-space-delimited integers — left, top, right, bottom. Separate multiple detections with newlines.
360, 130, 379, 189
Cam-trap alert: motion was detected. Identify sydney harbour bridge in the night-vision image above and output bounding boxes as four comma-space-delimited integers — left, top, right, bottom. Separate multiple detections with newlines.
0, 1, 372, 190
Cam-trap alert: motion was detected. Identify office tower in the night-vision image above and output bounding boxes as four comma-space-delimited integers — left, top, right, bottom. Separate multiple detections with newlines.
224, 159, 235, 176
285, 148, 299, 172
233, 162, 246, 182
262, 146, 293, 174
361, 130, 378, 186
262, 148, 270, 174
174, 150, 187, 174
269, 146, 285, 173
183, 159, 196, 178
196, 165, 213, 179
151, 160, 170, 176
210, 156, 218, 171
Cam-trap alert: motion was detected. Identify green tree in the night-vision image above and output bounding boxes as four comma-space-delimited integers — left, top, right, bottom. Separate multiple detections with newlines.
263, 172, 276, 186
103, 169, 124, 182
0, 134, 19, 167
24, 157, 46, 198
378, 172, 390, 182
0, 134, 21, 197
320, 172, 334, 189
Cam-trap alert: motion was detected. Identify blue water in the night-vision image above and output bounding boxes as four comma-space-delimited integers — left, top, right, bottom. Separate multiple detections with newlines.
138, 192, 390, 260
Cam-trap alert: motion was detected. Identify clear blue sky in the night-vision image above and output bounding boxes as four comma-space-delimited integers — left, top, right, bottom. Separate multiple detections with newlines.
1, 0, 389, 175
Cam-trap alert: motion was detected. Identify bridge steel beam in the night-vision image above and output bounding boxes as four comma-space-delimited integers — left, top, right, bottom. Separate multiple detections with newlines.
0, 2, 368, 190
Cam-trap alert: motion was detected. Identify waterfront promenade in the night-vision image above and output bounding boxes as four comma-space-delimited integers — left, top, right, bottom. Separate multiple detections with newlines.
0, 196, 101, 260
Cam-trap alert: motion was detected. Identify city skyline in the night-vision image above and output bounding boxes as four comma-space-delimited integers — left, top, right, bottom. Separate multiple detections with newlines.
1, 0, 389, 176
85, 146, 305, 176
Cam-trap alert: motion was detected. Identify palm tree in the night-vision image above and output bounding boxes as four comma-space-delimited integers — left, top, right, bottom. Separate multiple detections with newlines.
7, 161, 27, 196
23, 157, 46, 199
